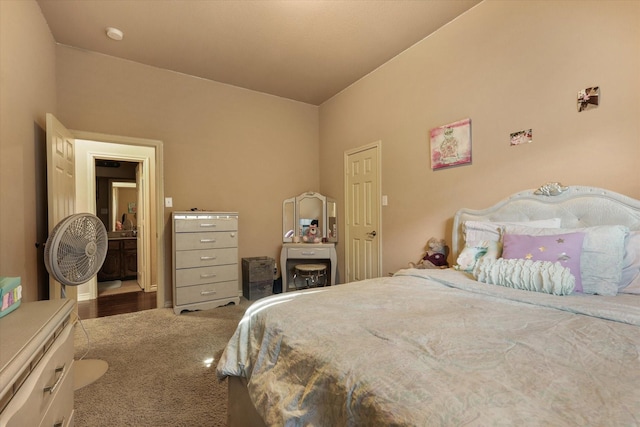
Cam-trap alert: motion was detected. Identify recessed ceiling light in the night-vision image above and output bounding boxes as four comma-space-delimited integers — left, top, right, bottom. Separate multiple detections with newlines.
106, 27, 124, 41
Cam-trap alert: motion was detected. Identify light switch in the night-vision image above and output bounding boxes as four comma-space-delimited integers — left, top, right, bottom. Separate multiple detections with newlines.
165, 197, 173, 208
382, 195, 388, 206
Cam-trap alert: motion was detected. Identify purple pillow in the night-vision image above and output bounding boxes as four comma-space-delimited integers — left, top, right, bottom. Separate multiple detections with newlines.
502, 232, 585, 292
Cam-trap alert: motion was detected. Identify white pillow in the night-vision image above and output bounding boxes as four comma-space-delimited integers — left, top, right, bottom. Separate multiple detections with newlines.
503, 225, 628, 296
455, 240, 502, 272
463, 218, 562, 244
619, 231, 640, 294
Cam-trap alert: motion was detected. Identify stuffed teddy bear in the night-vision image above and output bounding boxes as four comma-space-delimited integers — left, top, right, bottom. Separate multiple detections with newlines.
409, 237, 450, 269
303, 219, 322, 243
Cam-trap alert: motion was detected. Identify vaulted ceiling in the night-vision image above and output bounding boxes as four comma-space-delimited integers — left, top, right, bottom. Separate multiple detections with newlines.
37, 0, 480, 105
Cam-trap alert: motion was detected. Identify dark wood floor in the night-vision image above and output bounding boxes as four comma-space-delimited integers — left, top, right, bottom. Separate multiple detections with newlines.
77, 290, 157, 319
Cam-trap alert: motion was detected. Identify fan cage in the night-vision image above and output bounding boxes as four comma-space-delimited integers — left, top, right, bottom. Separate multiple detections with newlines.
45, 213, 108, 287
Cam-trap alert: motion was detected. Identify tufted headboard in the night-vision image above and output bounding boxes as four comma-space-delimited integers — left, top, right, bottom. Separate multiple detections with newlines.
452, 184, 640, 260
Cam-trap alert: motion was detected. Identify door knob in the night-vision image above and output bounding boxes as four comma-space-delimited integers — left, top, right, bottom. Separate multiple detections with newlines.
367, 231, 377, 237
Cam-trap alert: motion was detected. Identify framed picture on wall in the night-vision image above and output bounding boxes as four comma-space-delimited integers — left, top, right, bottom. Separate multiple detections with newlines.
430, 118, 472, 170
577, 86, 599, 112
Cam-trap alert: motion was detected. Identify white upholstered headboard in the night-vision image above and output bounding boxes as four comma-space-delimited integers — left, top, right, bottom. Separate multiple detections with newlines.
452, 184, 640, 260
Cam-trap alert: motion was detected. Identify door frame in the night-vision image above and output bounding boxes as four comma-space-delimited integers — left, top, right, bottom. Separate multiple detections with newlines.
343, 141, 382, 281
72, 130, 166, 308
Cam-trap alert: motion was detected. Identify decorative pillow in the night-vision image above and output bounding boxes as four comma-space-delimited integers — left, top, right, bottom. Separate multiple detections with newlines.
473, 257, 575, 295
503, 225, 628, 296
455, 240, 502, 272
502, 232, 585, 292
463, 218, 562, 244
620, 231, 640, 294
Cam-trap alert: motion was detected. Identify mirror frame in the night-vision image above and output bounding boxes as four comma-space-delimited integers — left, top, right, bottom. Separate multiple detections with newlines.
283, 191, 337, 243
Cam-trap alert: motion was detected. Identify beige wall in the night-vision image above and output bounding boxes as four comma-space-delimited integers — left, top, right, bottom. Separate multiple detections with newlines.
3, 0, 639, 303
319, 1, 640, 276
0, 1, 57, 302
55, 45, 319, 305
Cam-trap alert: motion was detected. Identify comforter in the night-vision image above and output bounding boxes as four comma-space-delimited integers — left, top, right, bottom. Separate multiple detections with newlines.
216, 269, 640, 426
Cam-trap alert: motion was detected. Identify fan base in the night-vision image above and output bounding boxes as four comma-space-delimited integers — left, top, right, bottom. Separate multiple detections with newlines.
74, 359, 109, 390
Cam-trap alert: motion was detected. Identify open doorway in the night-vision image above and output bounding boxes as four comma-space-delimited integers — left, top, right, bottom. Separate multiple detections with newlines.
95, 160, 143, 297
44, 114, 166, 312
73, 135, 164, 308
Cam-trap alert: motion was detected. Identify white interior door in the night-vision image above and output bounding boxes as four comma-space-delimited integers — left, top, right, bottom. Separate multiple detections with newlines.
46, 113, 76, 301
135, 162, 148, 290
344, 142, 381, 282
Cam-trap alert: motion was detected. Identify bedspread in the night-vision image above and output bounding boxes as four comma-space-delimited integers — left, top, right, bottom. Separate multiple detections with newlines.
216, 269, 640, 426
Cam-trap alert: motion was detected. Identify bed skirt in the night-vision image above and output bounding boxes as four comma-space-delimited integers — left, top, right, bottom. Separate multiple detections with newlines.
227, 376, 267, 427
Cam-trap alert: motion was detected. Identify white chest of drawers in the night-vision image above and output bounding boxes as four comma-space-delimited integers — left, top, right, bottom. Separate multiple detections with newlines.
0, 299, 75, 427
172, 211, 240, 314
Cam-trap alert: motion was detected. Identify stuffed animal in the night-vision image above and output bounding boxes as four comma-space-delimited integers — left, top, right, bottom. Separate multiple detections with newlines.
409, 237, 450, 269
303, 219, 322, 243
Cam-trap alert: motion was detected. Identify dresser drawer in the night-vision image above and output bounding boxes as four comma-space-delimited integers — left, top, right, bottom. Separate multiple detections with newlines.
175, 232, 237, 250
175, 263, 238, 287
174, 216, 237, 233
175, 247, 237, 269
287, 246, 331, 259
2, 322, 73, 427
38, 364, 74, 427
175, 280, 238, 305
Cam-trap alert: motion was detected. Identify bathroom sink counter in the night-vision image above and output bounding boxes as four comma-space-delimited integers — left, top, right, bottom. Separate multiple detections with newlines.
98, 236, 138, 281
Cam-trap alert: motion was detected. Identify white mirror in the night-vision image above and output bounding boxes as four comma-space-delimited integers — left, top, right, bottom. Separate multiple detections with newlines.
297, 192, 324, 241
327, 199, 337, 242
283, 197, 295, 242
110, 181, 137, 231
283, 191, 337, 243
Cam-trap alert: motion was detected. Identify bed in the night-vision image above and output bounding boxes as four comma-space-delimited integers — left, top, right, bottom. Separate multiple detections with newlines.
216, 184, 640, 426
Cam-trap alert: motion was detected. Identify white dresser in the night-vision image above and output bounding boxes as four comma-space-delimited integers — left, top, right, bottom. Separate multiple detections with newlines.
172, 211, 240, 314
0, 298, 75, 427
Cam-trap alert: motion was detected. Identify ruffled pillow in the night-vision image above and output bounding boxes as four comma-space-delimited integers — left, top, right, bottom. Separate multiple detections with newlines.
473, 257, 575, 295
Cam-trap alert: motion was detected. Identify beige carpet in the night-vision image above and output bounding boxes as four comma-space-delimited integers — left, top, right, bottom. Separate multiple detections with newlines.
73, 300, 251, 426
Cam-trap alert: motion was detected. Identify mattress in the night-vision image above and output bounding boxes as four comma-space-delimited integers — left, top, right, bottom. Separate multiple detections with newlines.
217, 269, 640, 426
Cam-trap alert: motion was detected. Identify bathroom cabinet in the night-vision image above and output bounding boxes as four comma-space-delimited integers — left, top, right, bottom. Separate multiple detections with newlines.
98, 237, 137, 281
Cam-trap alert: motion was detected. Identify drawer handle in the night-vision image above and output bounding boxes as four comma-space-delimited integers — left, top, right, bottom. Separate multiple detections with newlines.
43, 365, 65, 394
200, 256, 216, 260
200, 290, 217, 296
301, 251, 316, 256
200, 238, 217, 243
200, 223, 217, 228
200, 273, 217, 278
53, 417, 66, 427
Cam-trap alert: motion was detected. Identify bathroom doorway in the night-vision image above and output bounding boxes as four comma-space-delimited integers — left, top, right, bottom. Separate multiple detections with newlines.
74, 135, 165, 307
95, 160, 142, 297
44, 114, 166, 309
